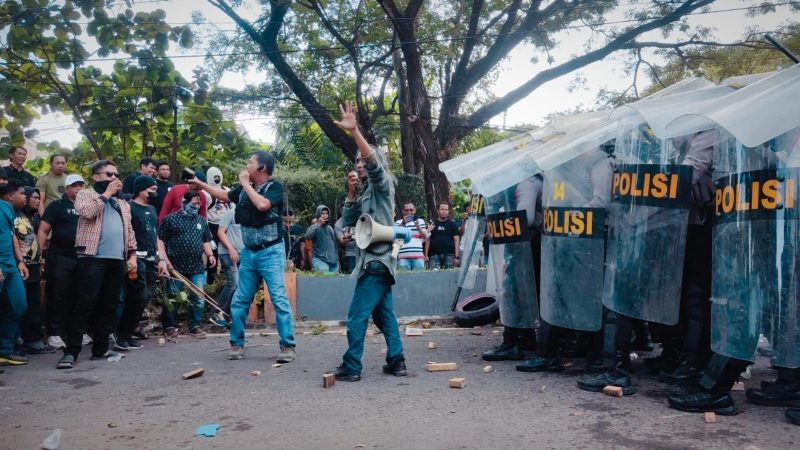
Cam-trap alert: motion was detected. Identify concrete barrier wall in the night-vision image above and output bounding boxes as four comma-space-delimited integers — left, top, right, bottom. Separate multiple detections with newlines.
295, 269, 488, 321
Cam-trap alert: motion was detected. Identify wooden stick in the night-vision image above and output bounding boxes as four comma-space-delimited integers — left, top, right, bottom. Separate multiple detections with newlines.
170, 269, 230, 318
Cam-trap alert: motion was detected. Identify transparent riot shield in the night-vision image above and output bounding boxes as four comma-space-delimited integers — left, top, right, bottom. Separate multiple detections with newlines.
485, 181, 539, 329
602, 117, 692, 325
540, 149, 611, 331
710, 128, 800, 367
456, 194, 486, 290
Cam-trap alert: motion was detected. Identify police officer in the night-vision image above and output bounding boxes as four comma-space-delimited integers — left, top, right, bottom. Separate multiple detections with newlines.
482, 176, 541, 362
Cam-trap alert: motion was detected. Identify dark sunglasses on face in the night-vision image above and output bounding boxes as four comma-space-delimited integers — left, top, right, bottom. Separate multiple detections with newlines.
96, 171, 119, 178
282, 212, 294, 217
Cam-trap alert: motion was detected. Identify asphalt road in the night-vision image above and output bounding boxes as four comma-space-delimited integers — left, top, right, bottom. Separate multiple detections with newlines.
1, 326, 798, 449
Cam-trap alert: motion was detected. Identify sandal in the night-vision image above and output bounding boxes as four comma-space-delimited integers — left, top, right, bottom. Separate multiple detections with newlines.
57, 355, 75, 369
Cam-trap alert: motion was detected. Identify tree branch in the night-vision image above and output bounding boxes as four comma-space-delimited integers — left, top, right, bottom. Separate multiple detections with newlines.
208, 0, 358, 160
450, 0, 717, 146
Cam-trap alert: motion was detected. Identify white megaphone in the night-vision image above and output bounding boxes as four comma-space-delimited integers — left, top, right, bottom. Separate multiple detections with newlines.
354, 214, 411, 259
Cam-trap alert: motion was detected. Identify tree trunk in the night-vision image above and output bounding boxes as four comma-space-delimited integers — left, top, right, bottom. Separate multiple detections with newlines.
393, 35, 417, 175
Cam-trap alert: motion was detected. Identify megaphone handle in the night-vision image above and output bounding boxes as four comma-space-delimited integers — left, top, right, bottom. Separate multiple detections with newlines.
391, 240, 402, 260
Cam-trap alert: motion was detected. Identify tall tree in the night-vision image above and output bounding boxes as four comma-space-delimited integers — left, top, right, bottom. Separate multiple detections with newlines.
207, 0, 794, 213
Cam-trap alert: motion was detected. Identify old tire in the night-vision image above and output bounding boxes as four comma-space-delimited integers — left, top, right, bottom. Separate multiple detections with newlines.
453, 292, 499, 327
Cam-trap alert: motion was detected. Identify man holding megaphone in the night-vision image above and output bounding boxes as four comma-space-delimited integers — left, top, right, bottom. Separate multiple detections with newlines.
326, 101, 410, 382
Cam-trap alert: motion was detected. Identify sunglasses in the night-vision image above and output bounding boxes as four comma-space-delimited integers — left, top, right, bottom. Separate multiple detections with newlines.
96, 171, 120, 178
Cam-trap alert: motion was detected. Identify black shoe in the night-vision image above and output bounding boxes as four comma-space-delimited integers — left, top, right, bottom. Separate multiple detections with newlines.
482, 343, 524, 361
577, 370, 636, 395
787, 408, 800, 425
327, 364, 361, 382
382, 359, 408, 377
516, 356, 565, 373
659, 361, 704, 385
668, 391, 738, 415
746, 383, 800, 407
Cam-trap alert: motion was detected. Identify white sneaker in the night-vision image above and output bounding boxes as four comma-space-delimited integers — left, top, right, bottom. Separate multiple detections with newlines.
47, 336, 66, 349
82, 334, 93, 346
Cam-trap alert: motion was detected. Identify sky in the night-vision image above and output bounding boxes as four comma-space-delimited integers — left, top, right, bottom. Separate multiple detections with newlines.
23, 0, 800, 150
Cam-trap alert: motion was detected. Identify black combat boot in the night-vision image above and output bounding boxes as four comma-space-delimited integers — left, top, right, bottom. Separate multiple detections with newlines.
576, 351, 636, 395
382, 358, 408, 377
516, 355, 564, 373
667, 390, 738, 415
482, 342, 524, 361
746, 382, 800, 406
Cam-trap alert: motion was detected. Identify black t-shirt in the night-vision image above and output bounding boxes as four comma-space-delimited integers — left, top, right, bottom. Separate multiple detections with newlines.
129, 201, 158, 257
428, 218, 459, 255
41, 198, 79, 257
227, 180, 285, 242
5, 166, 35, 187
154, 179, 173, 214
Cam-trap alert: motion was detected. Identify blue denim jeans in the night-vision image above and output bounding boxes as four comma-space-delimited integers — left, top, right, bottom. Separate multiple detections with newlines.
397, 258, 425, 271
0, 269, 26, 355
429, 253, 455, 269
162, 272, 206, 331
216, 253, 239, 314
312, 257, 339, 274
342, 273, 405, 375
229, 244, 295, 348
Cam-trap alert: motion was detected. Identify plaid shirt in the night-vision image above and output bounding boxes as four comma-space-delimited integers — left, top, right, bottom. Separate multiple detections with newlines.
74, 188, 137, 257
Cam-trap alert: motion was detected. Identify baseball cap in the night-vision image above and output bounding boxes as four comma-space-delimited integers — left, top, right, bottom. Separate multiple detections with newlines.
64, 174, 86, 186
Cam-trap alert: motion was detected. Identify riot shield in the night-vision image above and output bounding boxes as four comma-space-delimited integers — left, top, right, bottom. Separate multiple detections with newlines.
540, 149, 611, 331
485, 181, 539, 329
602, 116, 692, 325
710, 128, 800, 366
456, 194, 486, 290
661, 65, 800, 367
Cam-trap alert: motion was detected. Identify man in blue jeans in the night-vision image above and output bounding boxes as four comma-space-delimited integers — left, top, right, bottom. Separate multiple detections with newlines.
0, 182, 30, 366
159, 191, 215, 339
193, 150, 296, 364
327, 101, 407, 382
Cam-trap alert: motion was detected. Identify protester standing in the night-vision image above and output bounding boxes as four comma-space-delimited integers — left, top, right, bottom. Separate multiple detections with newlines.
213, 205, 243, 327
158, 191, 214, 339
35, 154, 67, 215
153, 161, 172, 214
115, 176, 164, 350
395, 202, 428, 271
58, 160, 137, 369
425, 203, 460, 269
192, 151, 296, 363
304, 205, 339, 273
4, 146, 35, 187
327, 101, 407, 382
282, 208, 305, 270
37, 174, 84, 350
16, 188, 52, 354
0, 182, 29, 365
121, 157, 157, 196
158, 171, 208, 223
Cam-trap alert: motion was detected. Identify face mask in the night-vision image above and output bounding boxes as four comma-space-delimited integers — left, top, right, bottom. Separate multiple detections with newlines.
147, 191, 158, 202
183, 203, 200, 214
94, 180, 112, 195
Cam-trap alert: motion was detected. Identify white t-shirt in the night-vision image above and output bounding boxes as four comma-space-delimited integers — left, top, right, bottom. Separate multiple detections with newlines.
395, 217, 426, 259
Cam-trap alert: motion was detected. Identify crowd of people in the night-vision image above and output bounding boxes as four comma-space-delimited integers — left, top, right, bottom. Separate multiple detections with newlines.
0, 146, 302, 368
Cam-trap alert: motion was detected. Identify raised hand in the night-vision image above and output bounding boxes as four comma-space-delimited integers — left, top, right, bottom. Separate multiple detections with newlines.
334, 101, 358, 132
